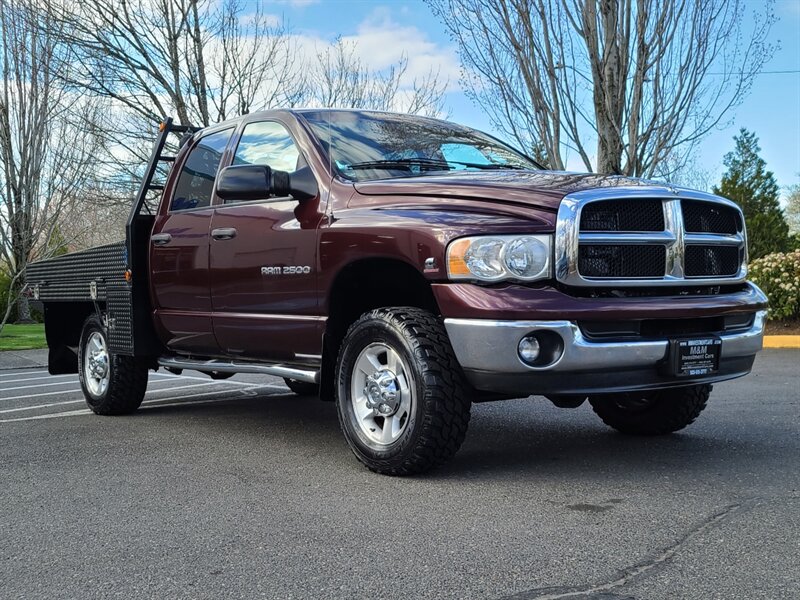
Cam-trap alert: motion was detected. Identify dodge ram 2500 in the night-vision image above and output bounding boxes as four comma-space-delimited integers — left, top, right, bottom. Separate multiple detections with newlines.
27, 109, 767, 475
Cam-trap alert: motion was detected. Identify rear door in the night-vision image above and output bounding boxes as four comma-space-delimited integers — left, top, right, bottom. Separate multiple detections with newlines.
150, 127, 234, 354
209, 119, 325, 362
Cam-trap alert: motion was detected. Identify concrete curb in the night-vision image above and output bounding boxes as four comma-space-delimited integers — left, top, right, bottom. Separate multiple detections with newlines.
763, 336, 800, 349
0, 348, 48, 370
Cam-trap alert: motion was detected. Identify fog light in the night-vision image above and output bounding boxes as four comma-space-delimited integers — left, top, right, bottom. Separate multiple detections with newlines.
518, 335, 541, 364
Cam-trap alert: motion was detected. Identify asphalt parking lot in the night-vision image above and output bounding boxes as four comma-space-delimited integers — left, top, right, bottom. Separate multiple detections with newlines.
2, 349, 798, 599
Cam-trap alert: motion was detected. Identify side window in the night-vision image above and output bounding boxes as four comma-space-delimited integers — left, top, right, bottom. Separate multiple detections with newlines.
233, 121, 302, 175
170, 129, 232, 211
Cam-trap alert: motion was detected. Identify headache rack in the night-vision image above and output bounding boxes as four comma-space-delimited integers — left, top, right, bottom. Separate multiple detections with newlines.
26, 118, 200, 356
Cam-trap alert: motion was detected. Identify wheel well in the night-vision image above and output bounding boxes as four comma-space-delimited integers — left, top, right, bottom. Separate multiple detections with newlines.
42, 302, 96, 374
320, 259, 439, 400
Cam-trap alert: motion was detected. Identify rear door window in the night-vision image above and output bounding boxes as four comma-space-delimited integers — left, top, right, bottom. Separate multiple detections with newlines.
171, 129, 232, 211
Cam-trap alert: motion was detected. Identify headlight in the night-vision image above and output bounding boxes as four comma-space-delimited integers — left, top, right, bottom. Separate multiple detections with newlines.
447, 235, 552, 282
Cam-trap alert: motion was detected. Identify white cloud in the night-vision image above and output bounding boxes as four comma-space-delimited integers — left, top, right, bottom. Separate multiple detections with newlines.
287, 6, 460, 94
338, 7, 461, 91
263, 13, 282, 27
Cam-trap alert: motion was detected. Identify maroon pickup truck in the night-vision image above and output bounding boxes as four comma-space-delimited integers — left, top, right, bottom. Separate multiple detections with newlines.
27, 109, 767, 475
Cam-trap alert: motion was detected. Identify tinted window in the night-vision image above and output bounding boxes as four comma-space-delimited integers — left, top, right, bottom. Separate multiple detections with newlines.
170, 129, 232, 211
233, 121, 301, 173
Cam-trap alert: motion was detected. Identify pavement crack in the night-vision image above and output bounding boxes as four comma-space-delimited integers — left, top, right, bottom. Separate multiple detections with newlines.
498, 500, 754, 600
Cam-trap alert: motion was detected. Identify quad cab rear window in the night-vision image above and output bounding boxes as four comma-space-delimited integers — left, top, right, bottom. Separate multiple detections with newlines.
170, 129, 232, 211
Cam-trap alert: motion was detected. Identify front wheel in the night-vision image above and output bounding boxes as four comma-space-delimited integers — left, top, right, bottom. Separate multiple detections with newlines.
78, 315, 148, 415
588, 384, 712, 435
335, 307, 472, 476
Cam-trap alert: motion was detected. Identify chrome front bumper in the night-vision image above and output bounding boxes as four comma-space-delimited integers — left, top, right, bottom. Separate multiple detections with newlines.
444, 310, 765, 395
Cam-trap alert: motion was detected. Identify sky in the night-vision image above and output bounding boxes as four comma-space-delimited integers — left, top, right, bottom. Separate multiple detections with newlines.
272, 0, 800, 199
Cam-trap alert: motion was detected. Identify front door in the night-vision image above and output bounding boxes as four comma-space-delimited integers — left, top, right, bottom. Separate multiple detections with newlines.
150, 127, 233, 354
209, 120, 325, 362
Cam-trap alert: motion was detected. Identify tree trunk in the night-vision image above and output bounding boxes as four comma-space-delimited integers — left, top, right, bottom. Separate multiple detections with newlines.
15, 293, 34, 324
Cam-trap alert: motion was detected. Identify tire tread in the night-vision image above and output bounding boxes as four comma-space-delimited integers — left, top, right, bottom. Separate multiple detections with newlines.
79, 315, 147, 415
589, 384, 711, 435
336, 307, 471, 475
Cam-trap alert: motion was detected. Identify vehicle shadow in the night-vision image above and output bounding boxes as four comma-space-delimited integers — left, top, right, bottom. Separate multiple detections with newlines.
137, 391, 789, 483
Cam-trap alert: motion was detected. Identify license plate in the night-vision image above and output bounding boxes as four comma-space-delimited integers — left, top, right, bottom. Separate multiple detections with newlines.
668, 337, 722, 377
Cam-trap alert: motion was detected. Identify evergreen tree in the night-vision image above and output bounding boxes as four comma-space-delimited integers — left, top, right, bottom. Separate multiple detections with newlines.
713, 129, 789, 260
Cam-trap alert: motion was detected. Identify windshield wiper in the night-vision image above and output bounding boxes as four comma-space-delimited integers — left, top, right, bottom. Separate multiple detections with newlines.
446, 160, 524, 170
345, 158, 526, 172
345, 158, 453, 171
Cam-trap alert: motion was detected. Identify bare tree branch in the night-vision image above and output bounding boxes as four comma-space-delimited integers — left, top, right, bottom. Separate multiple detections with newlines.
307, 37, 447, 117
0, 0, 105, 325
50, 0, 302, 128
427, 0, 776, 176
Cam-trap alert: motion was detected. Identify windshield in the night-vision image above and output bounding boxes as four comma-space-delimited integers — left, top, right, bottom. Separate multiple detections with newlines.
300, 110, 541, 182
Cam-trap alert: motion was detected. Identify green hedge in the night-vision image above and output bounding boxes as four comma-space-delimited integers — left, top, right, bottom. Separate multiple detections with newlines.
749, 250, 800, 320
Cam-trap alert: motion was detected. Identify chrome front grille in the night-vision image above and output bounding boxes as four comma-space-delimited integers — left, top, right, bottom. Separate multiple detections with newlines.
578, 245, 666, 278
555, 188, 748, 287
682, 200, 741, 234
684, 245, 742, 277
580, 198, 665, 232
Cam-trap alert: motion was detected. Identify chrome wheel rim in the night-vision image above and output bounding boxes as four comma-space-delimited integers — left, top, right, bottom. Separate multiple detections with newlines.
350, 342, 413, 446
84, 331, 110, 397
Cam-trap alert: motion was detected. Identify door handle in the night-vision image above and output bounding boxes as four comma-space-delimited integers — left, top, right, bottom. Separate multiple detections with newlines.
211, 227, 238, 240
151, 233, 172, 246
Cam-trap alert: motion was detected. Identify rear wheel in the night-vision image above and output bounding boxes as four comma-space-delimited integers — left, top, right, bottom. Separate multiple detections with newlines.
588, 384, 712, 435
78, 315, 148, 415
283, 378, 320, 396
335, 307, 471, 476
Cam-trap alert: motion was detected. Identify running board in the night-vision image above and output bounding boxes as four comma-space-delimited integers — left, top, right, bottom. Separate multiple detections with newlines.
157, 357, 319, 384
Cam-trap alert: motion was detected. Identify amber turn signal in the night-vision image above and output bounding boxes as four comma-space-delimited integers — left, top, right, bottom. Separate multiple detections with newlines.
447, 238, 472, 276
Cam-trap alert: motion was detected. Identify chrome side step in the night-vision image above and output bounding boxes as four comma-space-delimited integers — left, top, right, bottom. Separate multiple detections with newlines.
158, 357, 319, 384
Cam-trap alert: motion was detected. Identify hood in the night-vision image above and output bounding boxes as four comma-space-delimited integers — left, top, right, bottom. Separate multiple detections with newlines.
353, 170, 670, 212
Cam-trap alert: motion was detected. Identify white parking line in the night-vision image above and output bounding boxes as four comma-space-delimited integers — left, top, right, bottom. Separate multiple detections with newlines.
0, 382, 214, 413
0, 377, 229, 403
0, 370, 288, 391
0, 398, 86, 413
0, 385, 271, 423
0, 374, 75, 384
0, 373, 190, 389
0, 373, 201, 392
0, 381, 274, 414
0, 370, 52, 378
0, 388, 83, 403
0, 380, 87, 393
0, 409, 93, 423
0, 372, 177, 385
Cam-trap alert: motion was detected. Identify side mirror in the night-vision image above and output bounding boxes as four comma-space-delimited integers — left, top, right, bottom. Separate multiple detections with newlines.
216, 165, 318, 202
